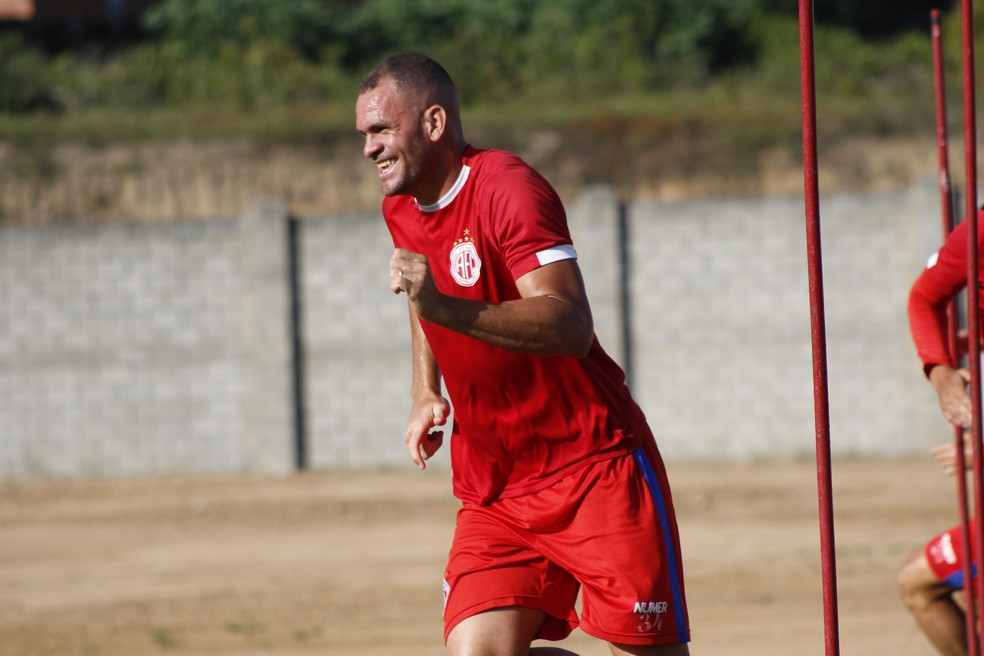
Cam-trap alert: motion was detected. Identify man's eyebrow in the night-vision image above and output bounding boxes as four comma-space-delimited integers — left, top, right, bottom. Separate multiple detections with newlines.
359, 121, 388, 134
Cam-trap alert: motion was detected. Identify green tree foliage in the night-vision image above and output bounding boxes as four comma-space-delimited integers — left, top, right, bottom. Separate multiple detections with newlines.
337, 0, 536, 100
644, 0, 760, 75
0, 0, 958, 122
38, 0, 355, 113
810, 0, 957, 39
141, 0, 347, 60
0, 34, 57, 113
338, 0, 761, 98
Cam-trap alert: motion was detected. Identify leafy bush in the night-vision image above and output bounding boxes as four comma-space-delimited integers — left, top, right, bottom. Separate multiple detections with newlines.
42, 37, 352, 113
331, 0, 764, 99
745, 14, 933, 100
141, 0, 344, 60
152, 38, 342, 110
0, 0, 962, 141
0, 34, 58, 113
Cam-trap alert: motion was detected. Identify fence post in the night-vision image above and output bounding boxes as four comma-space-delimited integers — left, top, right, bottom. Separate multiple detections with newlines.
236, 201, 296, 473
287, 214, 308, 471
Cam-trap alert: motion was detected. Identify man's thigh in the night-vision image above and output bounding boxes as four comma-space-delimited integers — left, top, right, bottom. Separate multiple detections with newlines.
924, 522, 977, 588
610, 642, 691, 656
446, 606, 547, 656
443, 504, 580, 642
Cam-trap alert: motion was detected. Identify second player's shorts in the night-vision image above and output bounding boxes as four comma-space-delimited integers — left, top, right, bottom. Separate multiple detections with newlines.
925, 519, 979, 588
442, 434, 690, 647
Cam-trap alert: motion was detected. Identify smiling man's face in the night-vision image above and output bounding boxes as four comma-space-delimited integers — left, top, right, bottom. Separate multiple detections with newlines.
356, 77, 438, 201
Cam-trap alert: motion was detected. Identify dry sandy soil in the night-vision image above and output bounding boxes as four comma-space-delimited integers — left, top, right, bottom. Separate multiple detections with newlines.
0, 455, 971, 656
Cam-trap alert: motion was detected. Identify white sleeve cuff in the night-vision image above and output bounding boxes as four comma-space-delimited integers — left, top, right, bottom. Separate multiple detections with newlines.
536, 244, 578, 266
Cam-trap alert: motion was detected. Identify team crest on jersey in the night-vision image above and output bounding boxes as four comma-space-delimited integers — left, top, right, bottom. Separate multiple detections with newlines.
450, 229, 482, 287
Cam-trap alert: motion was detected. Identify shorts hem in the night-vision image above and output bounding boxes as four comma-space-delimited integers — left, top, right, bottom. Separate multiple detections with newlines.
578, 620, 691, 646
443, 596, 578, 643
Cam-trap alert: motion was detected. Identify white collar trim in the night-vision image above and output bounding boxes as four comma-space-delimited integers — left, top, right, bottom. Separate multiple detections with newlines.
417, 165, 471, 213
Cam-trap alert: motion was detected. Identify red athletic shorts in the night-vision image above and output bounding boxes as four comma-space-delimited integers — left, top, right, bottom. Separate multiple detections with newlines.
442, 437, 690, 646
926, 519, 979, 588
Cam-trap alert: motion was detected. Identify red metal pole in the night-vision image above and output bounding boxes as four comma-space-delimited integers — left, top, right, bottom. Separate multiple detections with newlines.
959, 0, 984, 641
798, 2, 840, 654
932, 10, 979, 652
933, 9, 957, 238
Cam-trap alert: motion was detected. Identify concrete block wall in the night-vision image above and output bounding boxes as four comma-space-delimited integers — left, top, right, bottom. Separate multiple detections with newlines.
0, 204, 295, 479
629, 182, 944, 461
0, 181, 956, 480
566, 185, 625, 368
300, 213, 417, 469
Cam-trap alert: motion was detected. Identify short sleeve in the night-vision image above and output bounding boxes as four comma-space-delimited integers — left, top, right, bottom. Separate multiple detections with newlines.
479, 154, 575, 280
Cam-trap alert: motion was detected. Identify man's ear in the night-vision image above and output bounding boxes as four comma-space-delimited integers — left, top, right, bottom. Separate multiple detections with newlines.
422, 105, 446, 142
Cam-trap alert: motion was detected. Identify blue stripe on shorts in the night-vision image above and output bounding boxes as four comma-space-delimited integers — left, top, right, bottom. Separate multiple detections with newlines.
944, 562, 977, 589
633, 447, 688, 642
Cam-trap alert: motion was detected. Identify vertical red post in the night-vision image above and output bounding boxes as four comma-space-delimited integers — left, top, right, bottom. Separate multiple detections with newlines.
931, 10, 979, 653
960, 0, 984, 638
798, 2, 840, 654
934, 9, 956, 239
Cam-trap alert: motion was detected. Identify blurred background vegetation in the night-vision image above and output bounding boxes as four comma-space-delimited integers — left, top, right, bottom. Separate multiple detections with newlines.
0, 0, 978, 223
0, 0, 970, 144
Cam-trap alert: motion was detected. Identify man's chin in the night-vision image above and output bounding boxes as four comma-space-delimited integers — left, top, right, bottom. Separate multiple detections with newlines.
380, 181, 407, 197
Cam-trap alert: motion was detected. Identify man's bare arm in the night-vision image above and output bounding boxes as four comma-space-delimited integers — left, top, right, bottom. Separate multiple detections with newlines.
391, 248, 594, 357
404, 304, 448, 469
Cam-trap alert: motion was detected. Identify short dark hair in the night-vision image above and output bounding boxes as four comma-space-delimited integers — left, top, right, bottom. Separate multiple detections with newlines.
359, 52, 459, 110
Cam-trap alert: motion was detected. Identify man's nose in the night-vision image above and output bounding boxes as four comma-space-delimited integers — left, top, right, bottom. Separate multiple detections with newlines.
363, 135, 380, 159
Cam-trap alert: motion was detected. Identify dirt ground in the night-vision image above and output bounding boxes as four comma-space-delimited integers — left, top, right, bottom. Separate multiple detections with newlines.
0, 456, 971, 656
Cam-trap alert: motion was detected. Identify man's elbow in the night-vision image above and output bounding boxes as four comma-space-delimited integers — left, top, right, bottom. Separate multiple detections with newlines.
571, 340, 593, 358
567, 316, 594, 358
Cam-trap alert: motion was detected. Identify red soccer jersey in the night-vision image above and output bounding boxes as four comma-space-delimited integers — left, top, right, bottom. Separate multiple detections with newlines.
383, 146, 646, 504
908, 211, 984, 373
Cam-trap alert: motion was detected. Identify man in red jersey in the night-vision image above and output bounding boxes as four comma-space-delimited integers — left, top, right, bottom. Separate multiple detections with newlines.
355, 52, 691, 656
897, 210, 984, 656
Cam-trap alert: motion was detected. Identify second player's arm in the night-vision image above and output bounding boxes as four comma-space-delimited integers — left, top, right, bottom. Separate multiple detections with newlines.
908, 247, 973, 428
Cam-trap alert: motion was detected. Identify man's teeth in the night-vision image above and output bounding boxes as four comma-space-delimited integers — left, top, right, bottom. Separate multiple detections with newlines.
378, 159, 395, 170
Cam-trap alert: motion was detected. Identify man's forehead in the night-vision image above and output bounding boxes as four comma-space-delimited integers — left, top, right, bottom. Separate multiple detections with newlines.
357, 81, 392, 110
356, 86, 388, 113
358, 79, 424, 118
